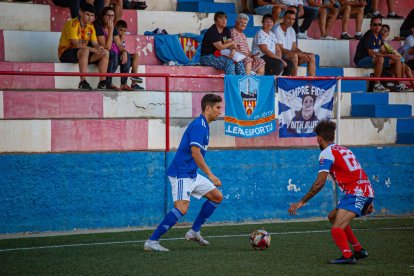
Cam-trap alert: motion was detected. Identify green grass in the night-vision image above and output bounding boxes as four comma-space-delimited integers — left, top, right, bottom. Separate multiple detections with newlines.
1, 218, 413, 275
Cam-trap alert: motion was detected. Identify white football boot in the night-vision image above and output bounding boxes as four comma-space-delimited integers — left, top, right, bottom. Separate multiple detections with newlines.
144, 240, 169, 252
185, 229, 209, 246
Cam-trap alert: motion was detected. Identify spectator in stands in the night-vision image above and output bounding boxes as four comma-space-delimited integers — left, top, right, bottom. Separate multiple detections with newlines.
104, 0, 123, 23
400, 9, 414, 39
200, 11, 245, 75
116, 20, 144, 90
58, 4, 109, 90
400, 26, 414, 71
338, 0, 365, 40
52, 0, 104, 18
230, 13, 265, 75
278, 0, 318, 39
307, 0, 339, 40
252, 0, 287, 22
354, 16, 410, 92
272, 10, 316, 76
368, 0, 403, 19
252, 14, 291, 76
95, 7, 133, 90
381, 25, 414, 90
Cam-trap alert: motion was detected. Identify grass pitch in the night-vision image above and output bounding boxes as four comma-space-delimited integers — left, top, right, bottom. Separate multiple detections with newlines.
0, 218, 413, 275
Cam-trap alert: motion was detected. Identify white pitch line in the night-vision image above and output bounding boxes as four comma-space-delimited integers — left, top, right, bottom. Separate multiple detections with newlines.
0, 227, 412, 253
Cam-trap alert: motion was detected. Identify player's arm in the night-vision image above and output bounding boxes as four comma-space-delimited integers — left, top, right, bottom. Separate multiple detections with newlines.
288, 171, 329, 215
191, 146, 222, 186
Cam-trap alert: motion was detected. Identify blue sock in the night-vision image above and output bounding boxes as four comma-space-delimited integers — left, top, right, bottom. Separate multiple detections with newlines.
191, 200, 219, 232
149, 208, 183, 241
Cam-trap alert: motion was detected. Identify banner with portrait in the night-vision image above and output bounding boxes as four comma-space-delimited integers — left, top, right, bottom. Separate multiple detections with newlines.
278, 78, 335, 138
224, 75, 276, 138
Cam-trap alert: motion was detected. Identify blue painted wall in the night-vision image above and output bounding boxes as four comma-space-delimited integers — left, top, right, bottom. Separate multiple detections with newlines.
0, 146, 413, 234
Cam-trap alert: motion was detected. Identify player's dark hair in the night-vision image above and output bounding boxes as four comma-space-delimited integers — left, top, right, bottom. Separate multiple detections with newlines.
80, 3, 95, 14
314, 120, 336, 142
116, 20, 128, 29
262, 14, 274, 23
214, 11, 227, 21
201, 94, 222, 112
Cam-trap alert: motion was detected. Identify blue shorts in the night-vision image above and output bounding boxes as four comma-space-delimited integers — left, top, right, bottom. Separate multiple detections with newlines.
255, 5, 286, 17
337, 194, 374, 217
356, 56, 390, 68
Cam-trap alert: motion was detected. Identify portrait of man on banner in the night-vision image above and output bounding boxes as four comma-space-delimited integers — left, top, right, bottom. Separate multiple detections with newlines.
278, 78, 336, 138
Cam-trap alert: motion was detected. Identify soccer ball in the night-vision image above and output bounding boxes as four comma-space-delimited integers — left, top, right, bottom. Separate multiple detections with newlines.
249, 229, 271, 250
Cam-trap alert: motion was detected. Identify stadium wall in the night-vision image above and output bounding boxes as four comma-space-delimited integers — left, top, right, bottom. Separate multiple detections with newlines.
0, 146, 413, 234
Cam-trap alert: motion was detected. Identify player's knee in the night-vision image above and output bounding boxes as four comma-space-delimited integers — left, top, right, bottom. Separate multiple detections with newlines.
213, 193, 223, 203
176, 205, 189, 215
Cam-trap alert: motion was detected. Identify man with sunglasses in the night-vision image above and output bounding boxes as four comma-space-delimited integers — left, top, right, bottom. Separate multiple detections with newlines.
354, 16, 410, 92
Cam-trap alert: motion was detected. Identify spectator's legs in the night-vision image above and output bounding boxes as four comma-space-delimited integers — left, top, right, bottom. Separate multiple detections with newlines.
120, 52, 131, 85
244, 60, 252, 75
364, 0, 373, 15
283, 52, 298, 76
261, 56, 284, 76
77, 48, 91, 81
340, 5, 351, 34
373, 56, 384, 85
371, 0, 379, 14
94, 0, 105, 15
200, 55, 236, 75
354, 6, 364, 34
241, 0, 249, 13
282, 57, 294, 76
106, 50, 118, 86
271, 5, 284, 22
390, 58, 402, 78
89, 50, 110, 82
292, 6, 304, 33
325, 7, 339, 37
235, 61, 246, 75
299, 6, 318, 34
404, 64, 414, 87
306, 54, 316, 77
319, 7, 328, 37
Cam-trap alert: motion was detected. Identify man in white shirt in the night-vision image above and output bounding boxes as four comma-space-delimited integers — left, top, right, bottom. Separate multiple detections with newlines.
272, 10, 316, 76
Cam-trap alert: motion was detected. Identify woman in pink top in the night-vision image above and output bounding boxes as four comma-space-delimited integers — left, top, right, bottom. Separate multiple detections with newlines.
230, 13, 265, 75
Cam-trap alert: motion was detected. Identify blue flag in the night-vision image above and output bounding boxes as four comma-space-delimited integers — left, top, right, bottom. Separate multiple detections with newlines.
278, 78, 335, 138
224, 75, 276, 138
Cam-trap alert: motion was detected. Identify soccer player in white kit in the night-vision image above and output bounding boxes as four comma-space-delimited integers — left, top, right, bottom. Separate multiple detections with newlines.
288, 120, 374, 264
144, 94, 223, 252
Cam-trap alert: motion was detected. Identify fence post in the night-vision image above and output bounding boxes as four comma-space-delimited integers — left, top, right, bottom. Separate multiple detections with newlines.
164, 76, 170, 215
333, 78, 342, 205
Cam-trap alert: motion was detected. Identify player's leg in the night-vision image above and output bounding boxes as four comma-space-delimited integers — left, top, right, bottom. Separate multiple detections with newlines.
144, 177, 192, 252
185, 174, 223, 246
329, 208, 356, 264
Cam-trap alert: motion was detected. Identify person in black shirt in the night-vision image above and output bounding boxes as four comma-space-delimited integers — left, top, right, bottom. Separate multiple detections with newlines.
200, 11, 246, 75
354, 16, 408, 92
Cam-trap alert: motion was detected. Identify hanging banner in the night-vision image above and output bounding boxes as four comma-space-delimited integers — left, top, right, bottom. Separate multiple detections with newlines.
278, 78, 335, 137
224, 75, 276, 138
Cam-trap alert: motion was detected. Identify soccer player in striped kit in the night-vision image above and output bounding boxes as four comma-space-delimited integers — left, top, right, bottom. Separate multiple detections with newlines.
288, 120, 374, 264
144, 94, 223, 252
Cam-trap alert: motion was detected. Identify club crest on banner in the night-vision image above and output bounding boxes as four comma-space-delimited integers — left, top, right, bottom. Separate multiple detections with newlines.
239, 76, 259, 118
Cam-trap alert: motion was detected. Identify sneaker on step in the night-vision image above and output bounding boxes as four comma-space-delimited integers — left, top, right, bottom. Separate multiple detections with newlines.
354, 248, 368, 260
328, 255, 356, 264
297, 32, 313, 39
185, 229, 209, 246
373, 83, 390, 92
97, 80, 107, 90
132, 83, 145, 90
396, 83, 411, 92
340, 33, 354, 40
387, 13, 403, 19
144, 240, 169, 252
78, 80, 92, 90
130, 76, 143, 83
354, 33, 362, 40
321, 35, 336, 40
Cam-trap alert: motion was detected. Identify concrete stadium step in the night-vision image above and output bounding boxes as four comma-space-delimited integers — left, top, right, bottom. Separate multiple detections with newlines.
0, 117, 399, 152
396, 118, 414, 144
351, 93, 389, 105
351, 104, 412, 118
177, 0, 236, 14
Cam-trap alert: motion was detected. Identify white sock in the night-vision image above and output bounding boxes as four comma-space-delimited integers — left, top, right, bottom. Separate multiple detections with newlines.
373, 11, 380, 15
355, 32, 362, 36
388, 12, 395, 16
